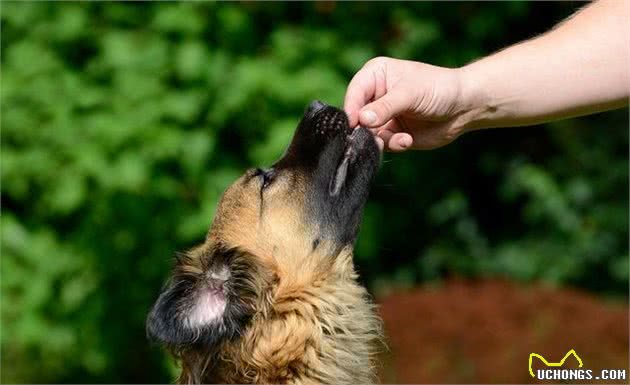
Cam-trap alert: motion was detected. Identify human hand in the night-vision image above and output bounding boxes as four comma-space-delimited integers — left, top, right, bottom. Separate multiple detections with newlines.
344, 57, 476, 151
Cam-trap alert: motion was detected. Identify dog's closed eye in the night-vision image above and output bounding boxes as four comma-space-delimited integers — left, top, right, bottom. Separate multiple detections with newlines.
254, 168, 276, 190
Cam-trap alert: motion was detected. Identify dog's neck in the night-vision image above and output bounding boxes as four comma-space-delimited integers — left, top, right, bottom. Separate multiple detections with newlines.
178, 253, 382, 384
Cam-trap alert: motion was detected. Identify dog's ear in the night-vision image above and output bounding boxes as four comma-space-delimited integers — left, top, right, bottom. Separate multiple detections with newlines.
146, 247, 259, 348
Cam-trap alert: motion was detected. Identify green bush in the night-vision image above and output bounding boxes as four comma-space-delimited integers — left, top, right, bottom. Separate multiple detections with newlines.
1, 2, 627, 383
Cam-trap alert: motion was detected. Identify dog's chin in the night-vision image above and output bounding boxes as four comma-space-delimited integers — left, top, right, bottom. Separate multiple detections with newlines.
317, 125, 380, 246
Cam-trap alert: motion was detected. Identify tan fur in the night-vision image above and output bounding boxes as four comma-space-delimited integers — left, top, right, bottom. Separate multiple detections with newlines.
170, 170, 383, 384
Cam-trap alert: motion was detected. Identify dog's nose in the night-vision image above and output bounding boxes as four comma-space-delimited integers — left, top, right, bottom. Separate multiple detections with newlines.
307, 100, 328, 115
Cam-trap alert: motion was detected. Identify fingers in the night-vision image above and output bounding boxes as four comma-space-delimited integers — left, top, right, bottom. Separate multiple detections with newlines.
388, 132, 414, 151
368, 118, 400, 136
374, 120, 460, 151
345, 57, 461, 152
359, 86, 410, 128
344, 57, 393, 128
368, 119, 412, 152
376, 130, 414, 152
374, 136, 385, 152
344, 64, 379, 128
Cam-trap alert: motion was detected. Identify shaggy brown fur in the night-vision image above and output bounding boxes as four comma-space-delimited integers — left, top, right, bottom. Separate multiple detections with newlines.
177, 245, 380, 384
147, 101, 383, 384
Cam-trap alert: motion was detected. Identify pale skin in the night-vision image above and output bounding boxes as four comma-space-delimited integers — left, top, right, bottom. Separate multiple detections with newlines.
344, 0, 630, 152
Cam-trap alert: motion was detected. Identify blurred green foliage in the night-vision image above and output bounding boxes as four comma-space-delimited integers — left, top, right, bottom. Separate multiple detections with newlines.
1, 2, 627, 383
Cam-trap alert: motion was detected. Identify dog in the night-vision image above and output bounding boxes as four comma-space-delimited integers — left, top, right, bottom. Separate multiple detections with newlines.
147, 101, 382, 384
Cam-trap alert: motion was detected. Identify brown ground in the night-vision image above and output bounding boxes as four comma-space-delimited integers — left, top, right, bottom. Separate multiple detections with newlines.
377, 278, 628, 384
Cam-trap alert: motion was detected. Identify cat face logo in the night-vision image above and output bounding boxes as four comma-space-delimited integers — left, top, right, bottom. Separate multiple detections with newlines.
529, 349, 584, 377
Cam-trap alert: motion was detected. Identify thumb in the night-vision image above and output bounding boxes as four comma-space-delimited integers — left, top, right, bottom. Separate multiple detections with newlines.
359, 87, 410, 128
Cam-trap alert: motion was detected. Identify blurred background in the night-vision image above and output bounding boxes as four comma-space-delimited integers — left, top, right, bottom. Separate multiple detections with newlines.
1, 2, 627, 383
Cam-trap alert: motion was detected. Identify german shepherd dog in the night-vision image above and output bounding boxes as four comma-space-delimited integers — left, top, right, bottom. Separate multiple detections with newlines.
147, 101, 382, 384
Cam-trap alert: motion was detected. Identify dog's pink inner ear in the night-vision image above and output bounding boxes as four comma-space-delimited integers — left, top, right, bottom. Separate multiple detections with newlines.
185, 266, 230, 328
187, 288, 227, 327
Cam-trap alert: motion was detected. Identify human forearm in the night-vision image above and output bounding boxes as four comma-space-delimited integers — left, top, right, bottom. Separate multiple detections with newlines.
459, 0, 629, 131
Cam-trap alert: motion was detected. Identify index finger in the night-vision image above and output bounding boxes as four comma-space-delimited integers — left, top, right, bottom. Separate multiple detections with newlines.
343, 65, 378, 128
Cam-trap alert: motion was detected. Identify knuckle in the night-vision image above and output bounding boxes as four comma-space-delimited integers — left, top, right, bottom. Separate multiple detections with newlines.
366, 56, 390, 68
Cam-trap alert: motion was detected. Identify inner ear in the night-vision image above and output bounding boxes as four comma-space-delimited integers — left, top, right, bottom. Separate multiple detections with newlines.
146, 246, 259, 348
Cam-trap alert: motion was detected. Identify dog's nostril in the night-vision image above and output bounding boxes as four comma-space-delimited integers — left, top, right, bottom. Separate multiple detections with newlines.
307, 100, 327, 115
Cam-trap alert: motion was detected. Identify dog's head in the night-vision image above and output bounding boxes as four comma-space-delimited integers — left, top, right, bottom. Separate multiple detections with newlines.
147, 101, 380, 355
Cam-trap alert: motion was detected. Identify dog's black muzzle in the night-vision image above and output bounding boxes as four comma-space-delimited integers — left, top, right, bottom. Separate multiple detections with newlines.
274, 100, 381, 246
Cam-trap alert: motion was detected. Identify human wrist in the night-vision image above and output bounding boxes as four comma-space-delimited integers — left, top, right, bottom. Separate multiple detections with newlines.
455, 64, 496, 132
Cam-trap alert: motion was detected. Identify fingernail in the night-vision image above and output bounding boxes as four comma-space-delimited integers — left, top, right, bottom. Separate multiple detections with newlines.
399, 136, 412, 148
360, 110, 377, 125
